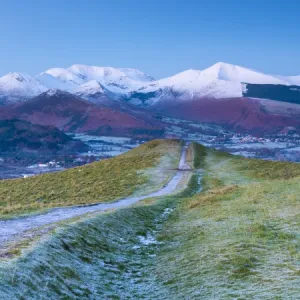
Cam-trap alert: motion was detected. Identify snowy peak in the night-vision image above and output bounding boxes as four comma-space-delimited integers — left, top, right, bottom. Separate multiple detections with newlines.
67, 65, 123, 82
201, 62, 289, 85
1, 72, 38, 86
67, 64, 154, 92
0, 72, 47, 103
3, 72, 32, 83
131, 62, 300, 105
119, 68, 155, 82
1, 62, 300, 106
68, 64, 154, 83
43, 68, 84, 85
36, 67, 86, 92
35, 64, 155, 96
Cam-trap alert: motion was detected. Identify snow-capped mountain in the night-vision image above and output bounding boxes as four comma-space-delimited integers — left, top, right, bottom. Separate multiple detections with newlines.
200, 62, 290, 85
0, 72, 46, 104
0, 65, 154, 104
38, 65, 154, 95
73, 80, 110, 103
1, 62, 299, 106
36, 68, 84, 91
125, 62, 300, 106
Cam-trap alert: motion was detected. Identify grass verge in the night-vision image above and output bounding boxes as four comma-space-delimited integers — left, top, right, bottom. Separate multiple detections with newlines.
0, 139, 180, 218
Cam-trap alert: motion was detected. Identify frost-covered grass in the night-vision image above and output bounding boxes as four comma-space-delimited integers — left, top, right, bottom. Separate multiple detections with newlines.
0, 139, 181, 218
155, 146, 300, 298
0, 173, 199, 299
1, 143, 299, 298
0, 200, 171, 299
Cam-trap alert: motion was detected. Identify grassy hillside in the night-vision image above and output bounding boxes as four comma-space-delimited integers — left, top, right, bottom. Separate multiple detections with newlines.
1, 142, 300, 299
0, 164, 198, 299
156, 145, 300, 298
0, 139, 181, 218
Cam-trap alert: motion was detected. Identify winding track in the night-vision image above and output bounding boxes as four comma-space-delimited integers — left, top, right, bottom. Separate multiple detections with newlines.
0, 145, 190, 245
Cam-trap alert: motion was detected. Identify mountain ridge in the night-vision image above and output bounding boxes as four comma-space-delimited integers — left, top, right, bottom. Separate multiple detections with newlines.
1, 62, 299, 105
0, 90, 164, 138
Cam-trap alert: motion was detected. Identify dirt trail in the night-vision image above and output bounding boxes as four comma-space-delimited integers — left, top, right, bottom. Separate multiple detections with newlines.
0, 144, 191, 246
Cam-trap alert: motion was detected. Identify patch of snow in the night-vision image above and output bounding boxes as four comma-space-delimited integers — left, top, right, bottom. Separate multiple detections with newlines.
162, 208, 173, 217
138, 233, 161, 246
73, 80, 104, 95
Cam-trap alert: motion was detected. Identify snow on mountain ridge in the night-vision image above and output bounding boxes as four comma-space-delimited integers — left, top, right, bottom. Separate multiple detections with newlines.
127, 62, 300, 105
0, 72, 47, 103
43, 68, 84, 84
73, 80, 104, 94
67, 64, 154, 82
1, 62, 300, 105
34, 64, 155, 96
202, 62, 290, 85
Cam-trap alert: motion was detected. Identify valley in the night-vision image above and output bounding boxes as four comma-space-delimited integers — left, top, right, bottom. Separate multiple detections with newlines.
1, 113, 300, 180
1, 63, 300, 175
0, 133, 144, 179
1, 62, 300, 180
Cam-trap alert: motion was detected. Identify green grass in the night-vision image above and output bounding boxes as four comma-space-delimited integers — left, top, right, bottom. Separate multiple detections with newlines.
1, 142, 300, 298
1, 191, 201, 299
192, 142, 207, 169
0, 139, 181, 218
154, 146, 300, 298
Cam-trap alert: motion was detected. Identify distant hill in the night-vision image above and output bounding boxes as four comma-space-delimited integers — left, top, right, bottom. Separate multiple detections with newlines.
152, 97, 300, 135
0, 119, 88, 153
243, 83, 300, 105
0, 90, 164, 138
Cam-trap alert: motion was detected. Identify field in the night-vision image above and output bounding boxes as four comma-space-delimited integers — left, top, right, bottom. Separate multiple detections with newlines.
1, 141, 300, 299
156, 146, 300, 298
0, 139, 181, 218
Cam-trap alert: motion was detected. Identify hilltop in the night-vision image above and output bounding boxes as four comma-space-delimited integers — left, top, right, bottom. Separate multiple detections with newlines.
0, 141, 300, 298
0, 139, 181, 218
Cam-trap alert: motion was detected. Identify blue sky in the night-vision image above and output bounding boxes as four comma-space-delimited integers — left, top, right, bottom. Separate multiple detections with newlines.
1, 0, 300, 78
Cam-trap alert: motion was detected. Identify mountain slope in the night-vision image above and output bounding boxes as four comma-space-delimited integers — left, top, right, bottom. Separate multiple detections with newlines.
201, 62, 290, 84
124, 62, 300, 106
1, 62, 300, 111
0, 73, 46, 104
0, 90, 164, 138
0, 119, 88, 153
243, 83, 300, 105
36, 65, 154, 96
153, 96, 300, 135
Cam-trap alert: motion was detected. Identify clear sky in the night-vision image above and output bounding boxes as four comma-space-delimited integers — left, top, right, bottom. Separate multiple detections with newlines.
1, 0, 300, 78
